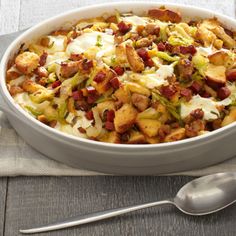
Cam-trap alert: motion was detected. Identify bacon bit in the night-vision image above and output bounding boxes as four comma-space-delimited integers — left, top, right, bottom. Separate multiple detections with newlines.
217, 86, 231, 100
39, 52, 48, 66
75, 100, 90, 111
105, 121, 115, 131
94, 71, 106, 83
72, 90, 83, 100
117, 21, 132, 34
136, 48, 150, 61
70, 53, 83, 61
114, 66, 124, 76
201, 91, 211, 98
180, 88, 192, 101
82, 59, 93, 71
145, 59, 154, 67
157, 42, 165, 51
51, 80, 61, 89
106, 110, 115, 122
86, 86, 97, 95
190, 108, 204, 119
87, 94, 99, 104
190, 81, 202, 93
161, 85, 176, 99
85, 110, 94, 120
158, 124, 171, 139
165, 42, 173, 53
110, 77, 120, 89
78, 127, 86, 133
179, 45, 197, 55
226, 69, 236, 82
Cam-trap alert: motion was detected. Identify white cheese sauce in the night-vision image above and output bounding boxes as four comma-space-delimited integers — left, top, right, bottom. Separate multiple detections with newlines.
66, 31, 115, 59
180, 95, 231, 120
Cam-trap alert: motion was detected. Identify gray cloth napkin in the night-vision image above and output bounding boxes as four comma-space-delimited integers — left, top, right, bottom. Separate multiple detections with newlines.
1, 111, 236, 176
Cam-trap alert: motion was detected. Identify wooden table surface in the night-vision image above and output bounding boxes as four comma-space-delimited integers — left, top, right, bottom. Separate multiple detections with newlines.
1, 0, 236, 235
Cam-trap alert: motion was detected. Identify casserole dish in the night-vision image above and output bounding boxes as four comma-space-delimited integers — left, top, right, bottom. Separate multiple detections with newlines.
1, 2, 236, 175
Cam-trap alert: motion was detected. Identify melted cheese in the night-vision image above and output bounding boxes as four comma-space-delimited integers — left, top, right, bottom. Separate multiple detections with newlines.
122, 15, 148, 26
66, 31, 114, 58
180, 95, 229, 120
45, 52, 68, 67
197, 46, 213, 56
48, 36, 67, 52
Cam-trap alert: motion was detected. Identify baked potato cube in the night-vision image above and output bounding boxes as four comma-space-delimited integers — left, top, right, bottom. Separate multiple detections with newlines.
113, 85, 131, 104
114, 104, 138, 133
205, 64, 226, 85
96, 101, 115, 116
92, 69, 115, 95
202, 19, 236, 48
145, 135, 160, 144
148, 8, 181, 23
222, 107, 236, 126
208, 51, 230, 66
15, 52, 40, 74
126, 44, 145, 73
9, 86, 23, 96
136, 119, 161, 137
127, 130, 146, 144
99, 131, 120, 143
6, 70, 21, 82
22, 79, 45, 93
164, 128, 186, 142
115, 44, 129, 66
60, 61, 81, 78
131, 93, 150, 111
126, 82, 151, 97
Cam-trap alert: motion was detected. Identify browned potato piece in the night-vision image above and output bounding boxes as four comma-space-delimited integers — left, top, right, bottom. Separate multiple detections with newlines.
126, 44, 144, 72
136, 119, 161, 137
145, 135, 160, 144
164, 128, 186, 142
60, 61, 81, 78
113, 85, 131, 104
148, 8, 181, 23
22, 79, 44, 93
205, 64, 226, 85
15, 52, 39, 74
127, 130, 146, 144
96, 101, 115, 116
92, 69, 115, 95
114, 104, 138, 133
131, 93, 150, 111
99, 131, 120, 143
115, 44, 129, 66
222, 107, 236, 126
6, 70, 21, 82
208, 51, 230, 66
9, 86, 23, 96
177, 58, 194, 80
202, 19, 236, 48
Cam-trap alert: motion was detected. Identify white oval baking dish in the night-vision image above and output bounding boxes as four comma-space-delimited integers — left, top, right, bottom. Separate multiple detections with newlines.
1, 2, 236, 175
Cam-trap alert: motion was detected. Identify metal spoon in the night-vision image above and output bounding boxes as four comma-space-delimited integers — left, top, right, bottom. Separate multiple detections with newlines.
20, 172, 236, 234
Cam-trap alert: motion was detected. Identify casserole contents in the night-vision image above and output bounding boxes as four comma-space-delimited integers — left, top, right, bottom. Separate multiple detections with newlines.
6, 7, 236, 144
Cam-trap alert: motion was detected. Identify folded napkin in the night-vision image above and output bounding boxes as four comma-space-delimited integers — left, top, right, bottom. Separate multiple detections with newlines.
1, 111, 236, 176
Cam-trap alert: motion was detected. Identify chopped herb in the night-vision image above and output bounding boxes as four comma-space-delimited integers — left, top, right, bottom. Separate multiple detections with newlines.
96, 35, 103, 47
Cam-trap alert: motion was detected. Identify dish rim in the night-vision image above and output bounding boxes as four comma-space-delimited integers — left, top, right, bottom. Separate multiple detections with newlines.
1, 1, 236, 150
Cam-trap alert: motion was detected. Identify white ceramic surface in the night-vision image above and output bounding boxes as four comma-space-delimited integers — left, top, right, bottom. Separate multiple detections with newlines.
1, 2, 236, 175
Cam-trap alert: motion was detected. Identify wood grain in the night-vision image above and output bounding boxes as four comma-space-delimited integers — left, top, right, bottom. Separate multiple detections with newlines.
4, 176, 236, 236
0, 178, 7, 236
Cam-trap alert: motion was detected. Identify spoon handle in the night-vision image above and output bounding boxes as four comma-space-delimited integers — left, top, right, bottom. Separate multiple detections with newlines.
20, 200, 173, 234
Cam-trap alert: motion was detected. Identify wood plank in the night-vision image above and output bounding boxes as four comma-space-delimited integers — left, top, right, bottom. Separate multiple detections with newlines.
18, 0, 234, 30
0, 178, 7, 236
4, 176, 236, 236
0, 0, 21, 35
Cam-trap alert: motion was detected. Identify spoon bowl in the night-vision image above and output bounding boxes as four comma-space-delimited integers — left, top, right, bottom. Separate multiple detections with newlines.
174, 172, 236, 215
20, 172, 236, 234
